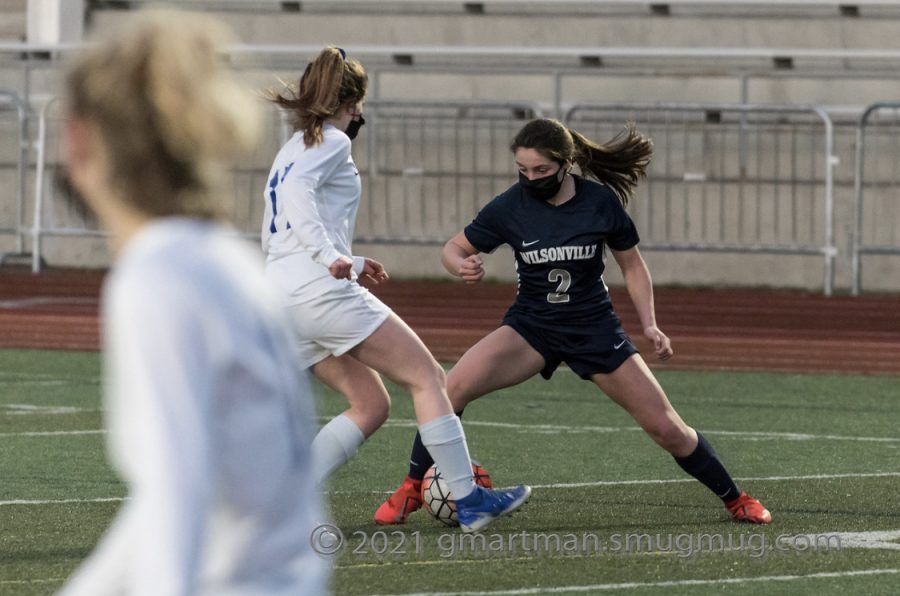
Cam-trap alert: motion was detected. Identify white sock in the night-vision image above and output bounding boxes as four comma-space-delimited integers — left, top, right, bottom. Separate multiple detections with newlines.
419, 414, 476, 500
311, 414, 365, 485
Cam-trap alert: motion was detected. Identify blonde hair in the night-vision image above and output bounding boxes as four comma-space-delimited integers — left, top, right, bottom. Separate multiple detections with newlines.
511, 118, 653, 206
65, 9, 260, 219
267, 46, 368, 148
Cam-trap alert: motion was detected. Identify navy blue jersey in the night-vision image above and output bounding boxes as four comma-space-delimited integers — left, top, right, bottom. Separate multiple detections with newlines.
464, 175, 639, 334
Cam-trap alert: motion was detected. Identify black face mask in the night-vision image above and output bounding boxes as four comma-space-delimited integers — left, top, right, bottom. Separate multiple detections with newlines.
519, 166, 565, 202
345, 115, 366, 141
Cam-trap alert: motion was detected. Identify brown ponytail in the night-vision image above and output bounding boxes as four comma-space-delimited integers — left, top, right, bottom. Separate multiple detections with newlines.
569, 124, 652, 206
267, 46, 368, 148
511, 118, 653, 205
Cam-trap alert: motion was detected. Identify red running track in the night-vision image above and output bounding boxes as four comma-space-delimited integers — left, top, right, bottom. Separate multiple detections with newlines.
1, 267, 899, 376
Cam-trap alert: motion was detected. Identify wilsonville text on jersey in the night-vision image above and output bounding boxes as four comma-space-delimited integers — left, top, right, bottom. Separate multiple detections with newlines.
520, 244, 599, 265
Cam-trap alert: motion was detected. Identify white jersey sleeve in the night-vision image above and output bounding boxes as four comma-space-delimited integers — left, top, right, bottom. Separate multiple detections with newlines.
66, 267, 214, 596
281, 133, 352, 269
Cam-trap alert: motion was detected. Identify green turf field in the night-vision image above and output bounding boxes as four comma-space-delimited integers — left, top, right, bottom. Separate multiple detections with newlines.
1, 348, 899, 595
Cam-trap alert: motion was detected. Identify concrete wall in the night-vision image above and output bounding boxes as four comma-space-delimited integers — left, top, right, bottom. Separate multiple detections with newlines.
81, 8, 900, 110
0, 0, 25, 41
87, 8, 900, 50
1, 4, 898, 292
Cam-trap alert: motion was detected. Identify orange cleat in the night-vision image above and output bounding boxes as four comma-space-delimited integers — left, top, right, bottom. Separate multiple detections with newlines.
726, 491, 772, 524
374, 476, 423, 525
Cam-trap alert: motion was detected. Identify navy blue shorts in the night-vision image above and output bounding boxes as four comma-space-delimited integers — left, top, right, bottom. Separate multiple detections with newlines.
503, 311, 638, 380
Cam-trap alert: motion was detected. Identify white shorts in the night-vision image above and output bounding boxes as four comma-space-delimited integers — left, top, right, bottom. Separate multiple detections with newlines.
284, 276, 392, 368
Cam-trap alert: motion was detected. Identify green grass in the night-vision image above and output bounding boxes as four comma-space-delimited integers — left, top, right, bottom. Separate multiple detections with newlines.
1, 348, 899, 595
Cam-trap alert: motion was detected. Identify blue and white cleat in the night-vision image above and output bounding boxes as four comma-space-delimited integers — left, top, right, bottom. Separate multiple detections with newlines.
455, 485, 532, 533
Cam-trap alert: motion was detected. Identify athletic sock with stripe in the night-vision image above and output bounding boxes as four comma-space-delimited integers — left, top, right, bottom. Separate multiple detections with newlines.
310, 413, 365, 485
673, 431, 741, 502
418, 413, 476, 500
407, 410, 464, 481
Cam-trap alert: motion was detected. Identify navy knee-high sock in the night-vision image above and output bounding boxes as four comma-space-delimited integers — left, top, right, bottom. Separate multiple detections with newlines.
408, 410, 464, 481
674, 432, 741, 502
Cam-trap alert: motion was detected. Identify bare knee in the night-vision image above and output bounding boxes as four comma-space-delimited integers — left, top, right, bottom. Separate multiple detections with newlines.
644, 419, 695, 455
365, 392, 391, 427
422, 359, 447, 396
446, 372, 478, 411
399, 357, 446, 398
347, 391, 390, 437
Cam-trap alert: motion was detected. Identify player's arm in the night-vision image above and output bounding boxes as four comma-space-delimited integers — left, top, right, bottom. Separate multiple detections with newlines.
611, 246, 673, 360
281, 137, 353, 279
442, 231, 484, 283
352, 255, 389, 284
106, 272, 212, 595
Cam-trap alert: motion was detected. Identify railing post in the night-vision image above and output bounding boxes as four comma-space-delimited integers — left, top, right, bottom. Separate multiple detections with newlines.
31, 98, 54, 273
852, 102, 900, 295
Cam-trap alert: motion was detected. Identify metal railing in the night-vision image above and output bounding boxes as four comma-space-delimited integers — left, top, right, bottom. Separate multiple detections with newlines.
89, 0, 900, 11
30, 97, 106, 273
566, 103, 838, 295
0, 91, 29, 264
26, 99, 843, 296
5, 41, 900, 69
852, 102, 900, 295
26, 99, 543, 269
3, 42, 900, 124
28, 96, 291, 272
355, 100, 544, 244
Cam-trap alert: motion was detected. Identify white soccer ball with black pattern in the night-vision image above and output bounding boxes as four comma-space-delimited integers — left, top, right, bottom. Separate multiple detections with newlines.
420, 461, 492, 526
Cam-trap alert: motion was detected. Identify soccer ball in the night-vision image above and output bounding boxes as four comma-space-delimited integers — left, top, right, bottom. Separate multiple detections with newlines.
421, 461, 492, 526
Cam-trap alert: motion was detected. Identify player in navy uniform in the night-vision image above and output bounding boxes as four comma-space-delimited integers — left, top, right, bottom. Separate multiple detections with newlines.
375, 118, 772, 526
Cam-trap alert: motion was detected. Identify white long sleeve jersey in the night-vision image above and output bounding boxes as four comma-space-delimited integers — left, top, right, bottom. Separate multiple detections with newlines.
59, 218, 328, 596
261, 125, 362, 299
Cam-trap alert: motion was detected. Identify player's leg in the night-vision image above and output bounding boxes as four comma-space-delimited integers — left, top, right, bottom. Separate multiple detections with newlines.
448, 325, 547, 408
313, 354, 391, 437
591, 354, 697, 455
282, 278, 397, 484
376, 325, 544, 525
410, 325, 545, 478
308, 354, 391, 484
591, 355, 771, 524
354, 316, 531, 531
349, 312, 450, 422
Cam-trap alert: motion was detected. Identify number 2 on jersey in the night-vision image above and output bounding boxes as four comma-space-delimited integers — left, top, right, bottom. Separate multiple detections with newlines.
547, 268, 571, 303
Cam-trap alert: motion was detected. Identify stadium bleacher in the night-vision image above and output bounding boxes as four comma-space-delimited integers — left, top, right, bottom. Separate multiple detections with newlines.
0, 1, 898, 291
0, 0, 25, 41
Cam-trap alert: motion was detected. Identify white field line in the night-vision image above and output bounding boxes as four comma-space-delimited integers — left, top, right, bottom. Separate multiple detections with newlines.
0, 578, 67, 586
0, 372, 100, 384
10, 562, 900, 593
372, 568, 900, 596
3, 418, 899, 444
382, 418, 900, 444
5, 471, 899, 506
0, 371, 95, 379
326, 471, 900, 494
0, 380, 70, 386
1, 404, 88, 415
803, 530, 900, 551
0, 429, 104, 437
0, 497, 125, 506
0, 371, 60, 379
532, 471, 900, 490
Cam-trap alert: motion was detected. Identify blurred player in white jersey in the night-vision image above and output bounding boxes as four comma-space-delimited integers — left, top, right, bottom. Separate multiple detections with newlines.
262, 47, 530, 532
57, 10, 328, 595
